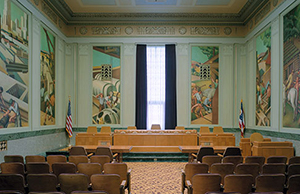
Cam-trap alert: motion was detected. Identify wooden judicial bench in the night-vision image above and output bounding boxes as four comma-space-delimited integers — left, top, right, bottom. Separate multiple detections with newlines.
198, 133, 235, 146
252, 141, 294, 160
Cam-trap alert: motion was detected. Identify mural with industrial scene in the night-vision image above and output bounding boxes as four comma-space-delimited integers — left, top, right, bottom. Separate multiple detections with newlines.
40, 27, 55, 126
256, 27, 271, 126
283, 4, 300, 128
92, 46, 121, 125
0, 0, 29, 128
191, 46, 219, 125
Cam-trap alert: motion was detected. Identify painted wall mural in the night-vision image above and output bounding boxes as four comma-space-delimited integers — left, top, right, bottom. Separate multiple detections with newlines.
0, 0, 29, 128
191, 46, 219, 125
92, 46, 121, 125
283, 4, 300, 128
256, 27, 271, 126
40, 27, 55, 126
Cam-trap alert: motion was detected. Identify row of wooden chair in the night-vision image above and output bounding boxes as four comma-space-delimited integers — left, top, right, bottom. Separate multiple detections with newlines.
0, 191, 107, 194
0, 173, 125, 194
186, 173, 300, 194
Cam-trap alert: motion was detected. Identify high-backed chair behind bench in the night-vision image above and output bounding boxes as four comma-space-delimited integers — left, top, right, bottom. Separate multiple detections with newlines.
100, 126, 111, 133
199, 126, 210, 134
127, 126, 137, 130
151, 124, 161, 129
175, 126, 185, 130
212, 126, 224, 133
87, 126, 97, 133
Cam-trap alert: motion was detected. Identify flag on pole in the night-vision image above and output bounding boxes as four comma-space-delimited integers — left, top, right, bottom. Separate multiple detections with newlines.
66, 99, 73, 137
239, 99, 245, 137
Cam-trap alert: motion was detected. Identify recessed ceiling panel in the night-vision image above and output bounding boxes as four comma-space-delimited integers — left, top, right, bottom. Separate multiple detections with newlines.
196, 0, 231, 6
135, 0, 177, 5
81, 0, 116, 5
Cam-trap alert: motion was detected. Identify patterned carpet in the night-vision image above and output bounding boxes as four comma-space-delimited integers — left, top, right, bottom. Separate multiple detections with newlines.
126, 162, 187, 194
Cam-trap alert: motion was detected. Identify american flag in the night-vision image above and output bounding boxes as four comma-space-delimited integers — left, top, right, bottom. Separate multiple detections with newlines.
239, 100, 245, 137
66, 99, 73, 137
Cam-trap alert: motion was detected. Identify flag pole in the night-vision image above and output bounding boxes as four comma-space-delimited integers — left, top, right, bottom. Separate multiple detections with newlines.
68, 95, 71, 147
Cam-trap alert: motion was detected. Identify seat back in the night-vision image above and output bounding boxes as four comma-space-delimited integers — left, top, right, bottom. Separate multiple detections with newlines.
77, 163, 102, 182
91, 174, 122, 194
267, 156, 288, 164
196, 147, 214, 162
191, 173, 221, 194
287, 164, 300, 181
0, 174, 25, 193
222, 156, 243, 169
287, 175, 300, 194
127, 126, 137, 130
59, 173, 89, 194
250, 133, 264, 144
151, 124, 161, 129
71, 192, 108, 194
103, 163, 128, 182
26, 162, 50, 174
69, 146, 87, 156
184, 163, 209, 183
235, 163, 260, 182
175, 126, 185, 130
86, 126, 97, 133
199, 126, 210, 134
52, 162, 76, 178
46, 155, 67, 172
262, 163, 286, 174
224, 174, 254, 194
0, 162, 25, 176
25, 155, 46, 163
94, 147, 113, 162
4, 155, 24, 164
27, 174, 57, 192
212, 126, 223, 133
90, 155, 110, 171
210, 163, 234, 185
255, 174, 285, 192
223, 147, 242, 157
100, 126, 111, 133
245, 156, 265, 172
202, 155, 222, 172
68, 155, 89, 170
288, 156, 300, 165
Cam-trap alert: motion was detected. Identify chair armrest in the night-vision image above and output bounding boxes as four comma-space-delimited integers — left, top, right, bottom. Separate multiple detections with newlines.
120, 180, 126, 194
128, 169, 132, 174
186, 180, 193, 194
217, 153, 223, 157
191, 153, 197, 159
87, 153, 94, 157
182, 170, 186, 193
113, 153, 119, 158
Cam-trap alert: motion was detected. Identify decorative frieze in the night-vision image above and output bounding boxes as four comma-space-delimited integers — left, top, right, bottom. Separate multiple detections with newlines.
179, 27, 187, 35
125, 27, 133, 35
79, 27, 88, 35
137, 27, 175, 35
255, 2, 271, 25
224, 27, 232, 35
41, 1, 57, 24
91, 27, 121, 35
190, 27, 220, 35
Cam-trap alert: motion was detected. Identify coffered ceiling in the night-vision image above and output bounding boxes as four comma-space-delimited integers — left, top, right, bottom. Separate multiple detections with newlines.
45, 0, 270, 25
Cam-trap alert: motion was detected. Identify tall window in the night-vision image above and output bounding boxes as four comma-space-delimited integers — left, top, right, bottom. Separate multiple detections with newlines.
146, 46, 165, 130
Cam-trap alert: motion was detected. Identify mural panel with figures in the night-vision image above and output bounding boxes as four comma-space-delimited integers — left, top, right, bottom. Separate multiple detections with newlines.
283, 4, 300, 128
191, 46, 219, 125
92, 46, 121, 125
40, 27, 55, 126
0, 0, 29, 128
256, 27, 271, 126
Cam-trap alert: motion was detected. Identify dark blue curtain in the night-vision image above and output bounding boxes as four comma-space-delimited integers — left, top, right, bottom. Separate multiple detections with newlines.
165, 44, 177, 129
135, 45, 147, 129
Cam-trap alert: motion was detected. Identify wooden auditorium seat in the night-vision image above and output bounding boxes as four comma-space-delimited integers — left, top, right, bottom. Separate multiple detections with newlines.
0, 162, 25, 176
4, 155, 24, 164
25, 155, 46, 163
27, 174, 57, 192
210, 163, 235, 185
91, 174, 125, 194
187, 173, 221, 194
26, 162, 50, 174
46, 155, 67, 172
0, 174, 26, 193
224, 174, 254, 194
59, 173, 89, 194
77, 163, 102, 183
255, 174, 285, 192
202, 155, 222, 172
90, 155, 111, 171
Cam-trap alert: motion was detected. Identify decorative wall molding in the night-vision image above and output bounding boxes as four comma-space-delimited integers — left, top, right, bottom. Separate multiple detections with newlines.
125, 27, 134, 35
91, 27, 121, 35
224, 27, 232, 35
179, 27, 187, 35
78, 44, 89, 56
33, 17, 41, 35
137, 27, 175, 35
65, 45, 72, 55
177, 44, 188, 56
124, 44, 135, 56
41, 1, 58, 24
79, 27, 88, 35
58, 39, 64, 52
255, 2, 271, 25
271, 17, 279, 35
190, 27, 220, 35
240, 45, 247, 55
223, 45, 233, 55
248, 39, 254, 51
